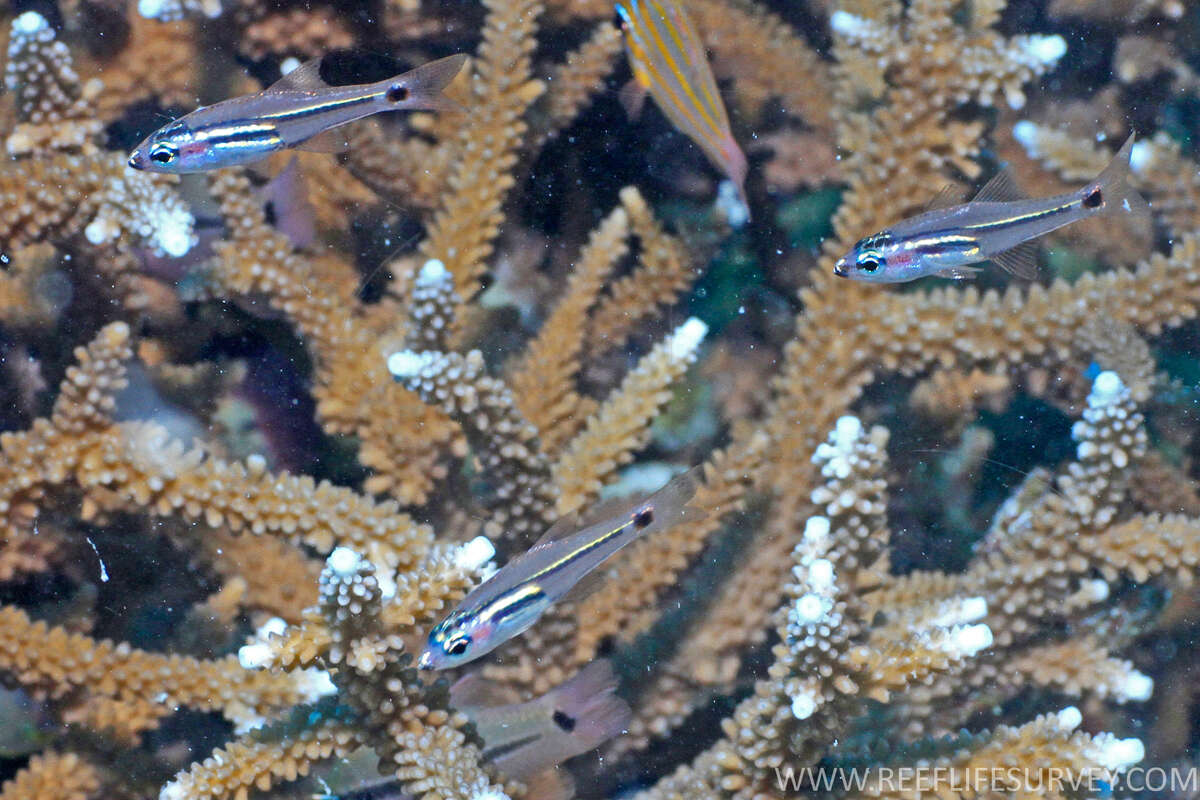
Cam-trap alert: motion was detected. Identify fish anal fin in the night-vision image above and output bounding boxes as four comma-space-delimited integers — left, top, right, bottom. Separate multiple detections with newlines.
972, 167, 1026, 203
989, 239, 1040, 279
293, 127, 352, 153
449, 672, 519, 709
557, 566, 609, 606
935, 265, 982, 280
924, 183, 964, 212
266, 57, 330, 93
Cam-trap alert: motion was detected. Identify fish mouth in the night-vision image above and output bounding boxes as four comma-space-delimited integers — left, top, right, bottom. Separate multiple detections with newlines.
833, 258, 848, 277
417, 651, 434, 670
127, 152, 145, 171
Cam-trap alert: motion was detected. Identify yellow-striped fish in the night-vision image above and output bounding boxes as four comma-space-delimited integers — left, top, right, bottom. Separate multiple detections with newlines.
617, 0, 748, 205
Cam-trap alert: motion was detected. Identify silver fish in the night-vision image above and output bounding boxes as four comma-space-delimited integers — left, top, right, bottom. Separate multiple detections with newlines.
419, 468, 703, 670
127, 54, 466, 173
834, 134, 1149, 283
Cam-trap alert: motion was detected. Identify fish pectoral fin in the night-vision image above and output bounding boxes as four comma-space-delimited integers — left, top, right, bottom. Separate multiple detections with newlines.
972, 166, 1026, 203
449, 672, 519, 709
924, 183, 965, 212
619, 79, 647, 121
989, 240, 1040, 280
266, 56, 331, 93
935, 266, 982, 280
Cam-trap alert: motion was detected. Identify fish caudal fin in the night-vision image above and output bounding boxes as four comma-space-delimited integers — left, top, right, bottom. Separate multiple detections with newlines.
384, 53, 468, 112
1088, 134, 1150, 225
492, 660, 631, 780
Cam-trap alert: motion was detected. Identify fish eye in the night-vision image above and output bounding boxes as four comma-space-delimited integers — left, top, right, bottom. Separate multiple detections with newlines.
445, 635, 471, 656
856, 255, 882, 273
150, 144, 178, 164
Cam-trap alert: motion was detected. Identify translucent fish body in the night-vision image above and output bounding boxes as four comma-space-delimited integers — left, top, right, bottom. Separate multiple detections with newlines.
127, 54, 465, 173
617, 0, 747, 201
419, 468, 702, 669
834, 134, 1150, 283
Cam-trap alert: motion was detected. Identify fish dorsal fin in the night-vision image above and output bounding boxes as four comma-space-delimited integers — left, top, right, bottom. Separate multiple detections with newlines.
924, 183, 964, 212
989, 239, 1040, 279
266, 57, 330, 94
972, 167, 1025, 203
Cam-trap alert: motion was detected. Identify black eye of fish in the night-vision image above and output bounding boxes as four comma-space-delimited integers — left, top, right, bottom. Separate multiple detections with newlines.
633, 507, 654, 528
150, 146, 177, 164
387, 84, 410, 103
445, 636, 470, 656
857, 256, 882, 273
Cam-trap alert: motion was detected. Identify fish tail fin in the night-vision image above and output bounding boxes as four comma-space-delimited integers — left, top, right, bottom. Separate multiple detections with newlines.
542, 660, 629, 744
492, 661, 630, 780
1088, 134, 1150, 225
385, 53, 468, 112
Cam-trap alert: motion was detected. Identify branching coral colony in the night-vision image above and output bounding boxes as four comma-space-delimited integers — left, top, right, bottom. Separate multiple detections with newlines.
0, 0, 1198, 799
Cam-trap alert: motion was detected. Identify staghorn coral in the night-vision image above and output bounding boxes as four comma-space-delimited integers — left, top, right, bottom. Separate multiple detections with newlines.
1, 0, 1200, 798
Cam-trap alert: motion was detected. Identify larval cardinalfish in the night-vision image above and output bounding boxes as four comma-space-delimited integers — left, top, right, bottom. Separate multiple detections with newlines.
127, 53, 466, 173
419, 468, 705, 670
616, 0, 749, 206
834, 134, 1150, 283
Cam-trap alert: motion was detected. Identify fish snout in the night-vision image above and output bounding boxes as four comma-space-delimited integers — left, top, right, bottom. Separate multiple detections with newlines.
127, 151, 147, 171
417, 650, 434, 670
833, 257, 848, 277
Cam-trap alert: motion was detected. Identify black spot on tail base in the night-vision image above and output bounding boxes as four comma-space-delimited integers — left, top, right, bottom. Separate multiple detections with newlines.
552, 709, 576, 732
387, 84, 410, 103
1083, 187, 1103, 209
633, 506, 654, 528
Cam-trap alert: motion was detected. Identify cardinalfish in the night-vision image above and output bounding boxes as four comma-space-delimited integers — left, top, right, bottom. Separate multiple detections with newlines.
616, 0, 748, 210
313, 662, 629, 798
419, 468, 704, 669
127, 53, 466, 173
834, 134, 1149, 283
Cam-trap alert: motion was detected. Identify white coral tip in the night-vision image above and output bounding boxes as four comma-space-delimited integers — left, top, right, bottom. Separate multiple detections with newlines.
829, 10, 867, 36
833, 415, 863, 448
1024, 34, 1067, 65
137, 0, 168, 18
457, 535, 496, 571
237, 642, 272, 669
417, 258, 449, 285
387, 349, 427, 378
1129, 140, 1153, 175
668, 317, 708, 360
1090, 370, 1124, 406
959, 596, 988, 623
1012, 120, 1039, 151
13, 11, 49, 34
1122, 672, 1153, 702
803, 515, 831, 542
952, 623, 993, 656
1098, 737, 1145, 771
790, 692, 817, 720
1056, 705, 1083, 730
327, 546, 362, 577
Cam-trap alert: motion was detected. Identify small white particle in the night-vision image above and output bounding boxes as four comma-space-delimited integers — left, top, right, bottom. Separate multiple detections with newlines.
85, 536, 109, 582
280, 56, 301, 76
